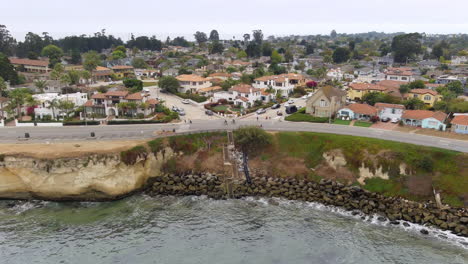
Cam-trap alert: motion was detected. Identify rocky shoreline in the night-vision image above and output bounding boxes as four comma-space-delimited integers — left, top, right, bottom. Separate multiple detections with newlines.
148, 173, 468, 238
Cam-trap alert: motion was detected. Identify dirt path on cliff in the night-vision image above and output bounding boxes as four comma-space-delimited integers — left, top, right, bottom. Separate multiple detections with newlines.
0, 140, 146, 159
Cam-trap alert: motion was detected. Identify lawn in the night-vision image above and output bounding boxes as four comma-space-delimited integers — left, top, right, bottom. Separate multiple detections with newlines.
333, 119, 351, 125
143, 82, 158, 87
212, 105, 229, 112
354, 121, 373, 127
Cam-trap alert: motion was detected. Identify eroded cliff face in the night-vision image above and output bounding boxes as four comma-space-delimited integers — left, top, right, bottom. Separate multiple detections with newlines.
0, 148, 174, 200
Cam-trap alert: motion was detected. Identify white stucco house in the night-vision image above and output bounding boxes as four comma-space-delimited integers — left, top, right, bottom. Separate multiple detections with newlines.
384, 67, 414, 82
375, 103, 405, 121
212, 84, 271, 108
253, 73, 307, 97
33, 92, 89, 119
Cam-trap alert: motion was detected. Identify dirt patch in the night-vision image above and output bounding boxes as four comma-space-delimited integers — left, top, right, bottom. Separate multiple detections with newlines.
314, 163, 355, 183
406, 175, 433, 196
0, 140, 147, 159
250, 156, 310, 178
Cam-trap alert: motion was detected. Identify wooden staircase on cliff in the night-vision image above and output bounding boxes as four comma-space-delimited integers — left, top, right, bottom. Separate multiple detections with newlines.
222, 130, 239, 197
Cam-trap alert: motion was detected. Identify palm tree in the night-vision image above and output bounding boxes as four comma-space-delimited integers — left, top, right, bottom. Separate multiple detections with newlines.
127, 102, 138, 117
34, 80, 48, 93
116, 102, 128, 116
8, 88, 33, 119
47, 98, 60, 120
57, 99, 75, 119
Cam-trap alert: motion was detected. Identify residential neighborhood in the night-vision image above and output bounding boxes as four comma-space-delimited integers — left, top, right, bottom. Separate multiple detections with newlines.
0, 25, 467, 138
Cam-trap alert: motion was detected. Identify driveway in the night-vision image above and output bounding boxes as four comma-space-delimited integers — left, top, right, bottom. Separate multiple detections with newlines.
371, 122, 399, 130
242, 97, 307, 121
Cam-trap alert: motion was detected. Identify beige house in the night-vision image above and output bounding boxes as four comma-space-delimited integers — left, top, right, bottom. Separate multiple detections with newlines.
305, 86, 347, 117
176, 74, 212, 93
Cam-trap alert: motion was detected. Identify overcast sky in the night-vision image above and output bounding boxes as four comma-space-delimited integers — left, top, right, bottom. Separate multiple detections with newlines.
4, 0, 468, 41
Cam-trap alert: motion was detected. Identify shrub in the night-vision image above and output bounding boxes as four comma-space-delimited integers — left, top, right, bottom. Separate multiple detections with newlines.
370, 116, 379, 123
108, 120, 165, 125
417, 156, 434, 172
148, 138, 164, 154
120, 145, 148, 165
176, 92, 208, 103
63, 121, 100, 126
136, 113, 145, 119
217, 99, 228, 104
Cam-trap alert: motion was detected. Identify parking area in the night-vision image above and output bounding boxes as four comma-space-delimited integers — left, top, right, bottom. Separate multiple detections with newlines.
242, 98, 307, 121
145, 86, 219, 121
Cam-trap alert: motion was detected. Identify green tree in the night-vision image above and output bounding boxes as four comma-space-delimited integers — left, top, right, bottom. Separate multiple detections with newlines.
332, 47, 351, 63
47, 98, 60, 120
50, 63, 64, 80
131, 57, 148, 69
261, 42, 272, 56
34, 80, 47, 93
80, 70, 91, 84
0, 76, 7, 97
209, 41, 224, 54
70, 49, 81, 64
391, 33, 422, 63
446, 81, 464, 95
83, 51, 101, 72
111, 50, 126, 60
284, 49, 294, 62
8, 88, 33, 118
123, 78, 143, 93
57, 100, 75, 118
158, 76, 180, 93
0, 52, 19, 85
270, 50, 283, 64
330, 30, 337, 39
209, 30, 219, 42
237, 50, 247, 59
404, 97, 425, 110
41, 44, 63, 68
194, 31, 208, 45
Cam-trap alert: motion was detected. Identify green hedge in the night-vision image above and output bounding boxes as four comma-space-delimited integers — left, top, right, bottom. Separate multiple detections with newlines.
63, 121, 100, 126
285, 113, 329, 123
176, 92, 208, 103
108, 120, 165, 125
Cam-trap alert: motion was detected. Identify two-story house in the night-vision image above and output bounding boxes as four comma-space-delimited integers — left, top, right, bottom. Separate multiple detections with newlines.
253, 73, 307, 97
176, 74, 212, 93
84, 90, 157, 117
406, 89, 440, 107
384, 67, 414, 82
212, 84, 271, 108
9, 58, 50, 73
305, 86, 347, 117
347, 83, 387, 101
111, 65, 135, 79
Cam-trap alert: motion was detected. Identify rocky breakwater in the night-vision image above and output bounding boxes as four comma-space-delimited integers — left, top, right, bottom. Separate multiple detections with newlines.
148, 173, 468, 237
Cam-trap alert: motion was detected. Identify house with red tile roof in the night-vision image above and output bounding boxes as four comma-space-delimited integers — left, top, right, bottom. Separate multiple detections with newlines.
253, 73, 307, 97
406, 89, 440, 107
212, 84, 272, 108
176, 74, 212, 93
451, 114, 468, 134
85, 90, 157, 117
384, 67, 414, 82
337, 103, 378, 120
9, 58, 50, 73
401, 110, 447, 130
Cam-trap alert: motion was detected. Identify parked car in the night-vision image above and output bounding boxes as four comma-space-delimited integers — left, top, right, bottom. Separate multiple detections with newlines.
285, 105, 298, 114
271, 104, 281, 109
172, 106, 179, 112
205, 110, 214, 116
256, 108, 266, 114
277, 111, 283, 116
381, 117, 390, 122
391, 117, 399, 123
178, 108, 186, 116
288, 99, 295, 104
301, 95, 308, 99
181, 99, 190, 104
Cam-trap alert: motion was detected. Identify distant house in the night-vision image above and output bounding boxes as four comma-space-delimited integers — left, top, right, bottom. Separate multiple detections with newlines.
93, 66, 113, 82
207, 72, 232, 81
9, 58, 50, 73
401, 110, 447, 131
337, 103, 377, 120
198, 86, 222, 96
375, 103, 405, 121
450, 114, 468, 134
305, 86, 347, 117
162, 68, 179, 77
417, 60, 440, 69
436, 75, 465, 85
33, 92, 88, 119
111, 65, 135, 79
347, 83, 387, 101
451, 56, 468, 65
176, 74, 212, 93
253, 73, 307, 97
384, 67, 414, 82
406, 89, 440, 107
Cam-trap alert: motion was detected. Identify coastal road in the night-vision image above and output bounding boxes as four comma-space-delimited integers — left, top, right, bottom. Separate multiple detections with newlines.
1, 119, 467, 153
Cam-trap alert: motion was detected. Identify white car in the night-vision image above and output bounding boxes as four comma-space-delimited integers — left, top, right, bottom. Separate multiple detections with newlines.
301, 95, 308, 99
288, 99, 295, 104
181, 99, 190, 104
391, 117, 399, 123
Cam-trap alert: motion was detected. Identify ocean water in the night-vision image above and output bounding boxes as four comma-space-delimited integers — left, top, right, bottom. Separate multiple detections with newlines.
0, 195, 466, 264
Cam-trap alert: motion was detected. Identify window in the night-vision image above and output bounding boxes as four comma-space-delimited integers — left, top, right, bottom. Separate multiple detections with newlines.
390, 76, 398, 80
413, 94, 418, 98
401, 77, 407, 80
424, 95, 431, 101
319, 99, 327, 107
